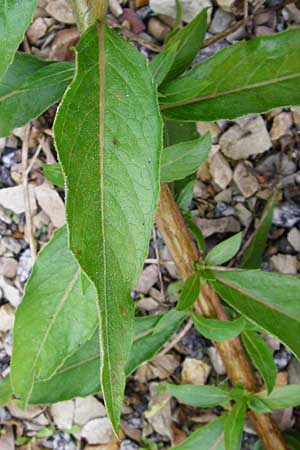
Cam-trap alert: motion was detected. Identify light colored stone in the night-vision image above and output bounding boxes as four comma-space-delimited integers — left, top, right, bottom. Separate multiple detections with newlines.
288, 228, 300, 252
35, 182, 65, 228
161, 246, 179, 279
136, 297, 158, 311
181, 358, 211, 385
150, 0, 212, 23
109, 0, 123, 17
292, 106, 300, 125
271, 254, 297, 275
288, 359, 300, 385
81, 417, 114, 445
0, 426, 14, 450
135, 264, 159, 294
215, 188, 232, 203
46, 0, 76, 23
235, 203, 252, 226
27, 17, 48, 44
195, 216, 240, 238
196, 122, 221, 143
0, 304, 15, 332
0, 277, 20, 307
50, 400, 75, 430
74, 397, 106, 427
220, 115, 271, 160
0, 185, 36, 215
271, 112, 293, 141
8, 403, 48, 422
209, 8, 235, 33
145, 384, 173, 440
233, 162, 259, 198
208, 347, 226, 375
209, 147, 232, 189
2, 237, 21, 255
147, 17, 170, 42
0, 257, 18, 279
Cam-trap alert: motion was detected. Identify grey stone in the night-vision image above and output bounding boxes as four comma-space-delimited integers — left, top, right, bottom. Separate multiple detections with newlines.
233, 162, 259, 198
287, 228, 300, 252
209, 8, 234, 33
195, 216, 240, 237
0, 257, 18, 279
150, 0, 212, 22
271, 254, 297, 274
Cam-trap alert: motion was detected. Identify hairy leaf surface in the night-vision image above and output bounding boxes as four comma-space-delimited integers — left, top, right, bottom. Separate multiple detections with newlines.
0, 0, 37, 80
54, 24, 161, 431
11, 227, 98, 405
0, 53, 74, 137
160, 29, 300, 121
211, 269, 300, 355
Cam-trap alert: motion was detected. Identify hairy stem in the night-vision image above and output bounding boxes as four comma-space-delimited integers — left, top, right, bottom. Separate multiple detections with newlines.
156, 183, 287, 450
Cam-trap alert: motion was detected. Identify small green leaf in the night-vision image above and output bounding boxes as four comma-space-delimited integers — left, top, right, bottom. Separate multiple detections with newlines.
176, 177, 196, 210
257, 385, 300, 410
242, 330, 276, 394
164, 120, 199, 146
160, 9, 208, 84
150, 41, 179, 86
166, 384, 232, 408
0, 53, 74, 137
161, 132, 211, 183
43, 163, 64, 187
160, 29, 300, 121
211, 269, 300, 356
170, 416, 225, 450
153, 309, 188, 334
177, 272, 201, 311
185, 215, 205, 253
192, 313, 245, 341
241, 193, 278, 269
11, 226, 98, 406
225, 398, 247, 450
0, 0, 37, 80
0, 376, 13, 407
248, 396, 272, 414
205, 232, 242, 266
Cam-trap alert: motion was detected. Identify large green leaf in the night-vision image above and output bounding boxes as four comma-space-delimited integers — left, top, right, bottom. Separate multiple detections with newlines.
242, 329, 276, 394
170, 416, 225, 450
11, 226, 98, 405
160, 29, 300, 121
54, 24, 162, 432
0, 0, 37, 81
211, 269, 300, 356
166, 384, 232, 408
28, 312, 184, 404
161, 132, 211, 183
0, 53, 74, 137
0, 376, 13, 407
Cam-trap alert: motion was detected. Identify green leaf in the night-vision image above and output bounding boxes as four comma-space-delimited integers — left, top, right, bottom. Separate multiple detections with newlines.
225, 398, 247, 450
150, 41, 179, 86
153, 309, 188, 334
184, 215, 206, 253
257, 385, 300, 410
176, 272, 201, 311
164, 120, 199, 146
159, 9, 208, 84
192, 312, 245, 341
11, 226, 98, 405
242, 330, 276, 394
160, 29, 300, 121
248, 396, 272, 414
54, 24, 162, 432
241, 193, 277, 269
205, 232, 242, 266
0, 0, 37, 80
0, 53, 74, 137
166, 384, 232, 407
43, 163, 64, 187
161, 132, 211, 183
28, 311, 184, 405
211, 269, 300, 356
170, 416, 225, 450
0, 376, 13, 407
176, 177, 196, 210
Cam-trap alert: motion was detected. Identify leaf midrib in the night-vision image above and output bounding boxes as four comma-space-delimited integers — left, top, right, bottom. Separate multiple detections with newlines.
160, 72, 300, 110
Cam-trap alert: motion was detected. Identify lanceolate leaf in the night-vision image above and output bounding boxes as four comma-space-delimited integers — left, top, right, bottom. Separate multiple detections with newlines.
166, 384, 232, 408
170, 416, 225, 450
257, 385, 300, 410
160, 29, 300, 121
43, 163, 64, 187
224, 398, 247, 450
161, 132, 211, 183
150, 41, 179, 86
28, 312, 184, 405
54, 24, 162, 432
11, 226, 98, 405
0, 0, 37, 81
242, 329, 276, 394
205, 232, 242, 266
176, 272, 201, 311
192, 312, 245, 341
0, 53, 74, 137
211, 269, 300, 356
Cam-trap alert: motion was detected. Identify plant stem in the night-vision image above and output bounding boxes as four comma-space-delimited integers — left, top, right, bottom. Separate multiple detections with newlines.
70, 0, 108, 32
156, 183, 288, 450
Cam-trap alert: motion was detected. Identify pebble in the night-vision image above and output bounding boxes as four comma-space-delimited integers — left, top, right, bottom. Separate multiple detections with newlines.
74, 396, 106, 427
35, 182, 65, 228
271, 254, 297, 274
81, 417, 114, 445
150, 0, 212, 22
257, 153, 296, 178
147, 17, 170, 42
136, 297, 159, 311
0, 304, 15, 332
122, 8, 146, 34
209, 147, 233, 189
233, 163, 259, 198
182, 358, 211, 385
45, 0, 76, 24
271, 112, 293, 141
50, 400, 75, 430
274, 347, 292, 371
197, 122, 221, 144
208, 347, 226, 375
135, 264, 159, 294
17, 249, 33, 283
273, 203, 300, 228
120, 439, 140, 450
52, 432, 76, 450
288, 359, 300, 384
0, 277, 20, 307
2, 237, 21, 255
220, 115, 271, 160
0, 185, 37, 215
235, 203, 252, 227
27, 17, 48, 45
216, 0, 235, 12
209, 8, 234, 33
0, 257, 17, 279
288, 228, 300, 253
109, 0, 123, 18
195, 216, 240, 238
